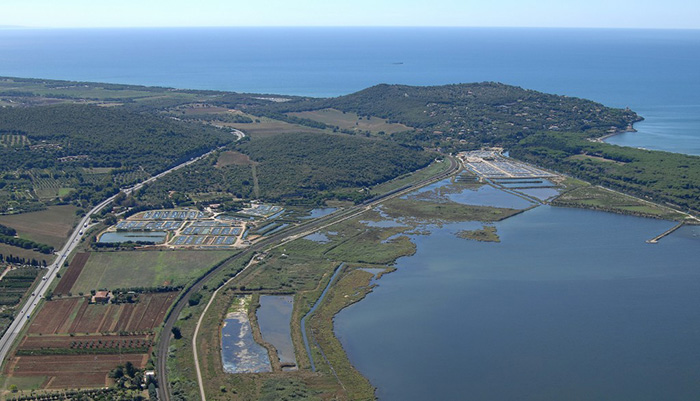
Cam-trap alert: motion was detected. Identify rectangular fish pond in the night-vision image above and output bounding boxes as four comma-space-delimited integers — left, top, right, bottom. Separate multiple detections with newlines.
98, 231, 168, 243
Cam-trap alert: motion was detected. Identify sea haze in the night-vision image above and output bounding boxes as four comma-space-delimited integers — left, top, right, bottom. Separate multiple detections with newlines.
0, 27, 699, 154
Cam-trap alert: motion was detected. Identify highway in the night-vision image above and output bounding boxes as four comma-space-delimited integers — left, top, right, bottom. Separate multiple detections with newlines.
156, 156, 460, 401
0, 147, 222, 367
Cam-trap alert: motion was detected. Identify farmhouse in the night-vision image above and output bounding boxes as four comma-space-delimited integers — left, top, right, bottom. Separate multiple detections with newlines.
93, 290, 110, 303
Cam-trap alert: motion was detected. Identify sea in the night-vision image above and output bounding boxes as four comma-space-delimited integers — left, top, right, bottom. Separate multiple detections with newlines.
2, 27, 699, 400
1, 28, 699, 154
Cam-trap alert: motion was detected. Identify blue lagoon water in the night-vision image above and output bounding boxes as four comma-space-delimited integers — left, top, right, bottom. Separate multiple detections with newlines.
335, 207, 700, 400
1, 28, 699, 154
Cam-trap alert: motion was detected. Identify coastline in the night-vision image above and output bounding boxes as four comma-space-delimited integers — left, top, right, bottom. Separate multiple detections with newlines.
592, 119, 641, 143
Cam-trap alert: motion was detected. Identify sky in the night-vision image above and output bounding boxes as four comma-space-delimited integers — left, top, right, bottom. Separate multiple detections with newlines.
1, 0, 698, 29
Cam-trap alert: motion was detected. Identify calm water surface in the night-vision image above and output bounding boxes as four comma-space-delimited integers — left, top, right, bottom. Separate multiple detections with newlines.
98, 231, 167, 243
335, 206, 700, 400
1, 28, 699, 154
301, 207, 338, 219
257, 295, 297, 369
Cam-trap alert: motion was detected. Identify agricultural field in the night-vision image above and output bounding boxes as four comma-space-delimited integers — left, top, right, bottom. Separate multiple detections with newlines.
70, 250, 232, 293
18, 334, 153, 354
0, 267, 42, 337
289, 108, 412, 134
215, 151, 256, 168
0, 205, 78, 249
4, 354, 148, 390
53, 253, 89, 296
3, 290, 175, 391
0, 135, 30, 148
27, 293, 176, 334
111, 169, 150, 186
0, 268, 41, 308
221, 115, 327, 137
31, 176, 75, 200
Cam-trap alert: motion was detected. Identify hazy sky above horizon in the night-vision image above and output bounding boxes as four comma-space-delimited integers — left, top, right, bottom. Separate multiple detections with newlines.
1, 0, 698, 29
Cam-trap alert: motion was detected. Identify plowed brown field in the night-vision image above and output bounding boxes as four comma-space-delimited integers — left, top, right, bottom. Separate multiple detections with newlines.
5, 354, 148, 389
28, 292, 177, 334
54, 252, 90, 295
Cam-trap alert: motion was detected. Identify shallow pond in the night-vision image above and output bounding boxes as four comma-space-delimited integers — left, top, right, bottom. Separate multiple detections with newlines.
221, 297, 271, 374
301, 207, 338, 219
257, 295, 297, 370
405, 178, 534, 210
304, 232, 330, 243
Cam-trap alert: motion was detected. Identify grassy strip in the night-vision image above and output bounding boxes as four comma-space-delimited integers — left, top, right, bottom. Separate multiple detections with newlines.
382, 197, 523, 223
552, 184, 687, 220
305, 267, 378, 400
371, 160, 451, 196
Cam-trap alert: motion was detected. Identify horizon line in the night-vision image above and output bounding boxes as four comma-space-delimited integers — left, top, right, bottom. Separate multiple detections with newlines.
2, 25, 699, 31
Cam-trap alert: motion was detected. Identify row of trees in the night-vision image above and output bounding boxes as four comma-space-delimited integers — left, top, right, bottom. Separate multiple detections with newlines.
0, 223, 16, 236
0, 253, 48, 266
0, 234, 53, 254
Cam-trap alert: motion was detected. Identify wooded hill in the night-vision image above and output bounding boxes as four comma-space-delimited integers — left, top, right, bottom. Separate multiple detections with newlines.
0, 104, 231, 173
135, 132, 433, 206
1, 77, 698, 217
229, 82, 641, 149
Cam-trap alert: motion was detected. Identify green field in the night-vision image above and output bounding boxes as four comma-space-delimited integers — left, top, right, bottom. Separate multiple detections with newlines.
0, 205, 78, 249
382, 196, 523, 223
289, 108, 411, 134
0, 243, 51, 266
1, 374, 47, 392
224, 115, 327, 138
371, 160, 453, 196
70, 250, 233, 292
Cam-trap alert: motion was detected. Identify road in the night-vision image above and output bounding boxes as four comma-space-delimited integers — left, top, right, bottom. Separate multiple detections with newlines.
0, 147, 222, 367
156, 156, 460, 401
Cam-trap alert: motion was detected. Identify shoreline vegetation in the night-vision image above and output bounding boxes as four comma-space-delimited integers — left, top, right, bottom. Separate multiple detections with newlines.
457, 225, 500, 242
1, 76, 699, 400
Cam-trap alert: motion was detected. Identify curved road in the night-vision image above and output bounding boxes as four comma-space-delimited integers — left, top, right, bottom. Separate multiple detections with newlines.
156, 156, 460, 401
0, 147, 223, 367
